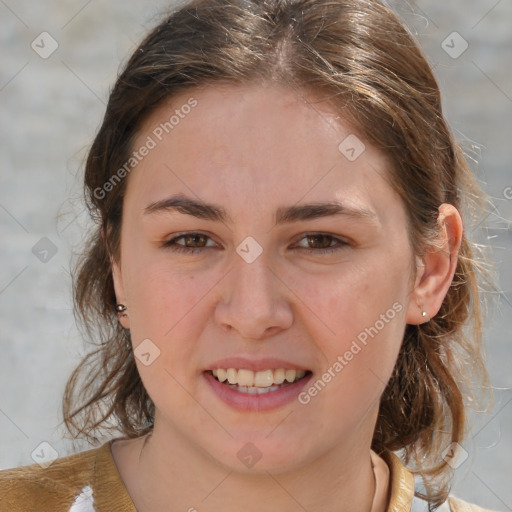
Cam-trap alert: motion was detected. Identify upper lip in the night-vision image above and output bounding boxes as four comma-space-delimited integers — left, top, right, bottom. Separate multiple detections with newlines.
205, 357, 310, 372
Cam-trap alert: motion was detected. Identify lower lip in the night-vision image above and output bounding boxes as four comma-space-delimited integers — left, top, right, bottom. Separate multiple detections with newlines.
203, 371, 313, 411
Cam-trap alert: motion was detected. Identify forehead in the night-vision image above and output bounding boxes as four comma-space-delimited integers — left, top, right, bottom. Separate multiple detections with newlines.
126, 83, 401, 225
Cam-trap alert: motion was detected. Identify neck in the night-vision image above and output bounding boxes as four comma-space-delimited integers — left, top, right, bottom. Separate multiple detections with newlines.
123, 420, 386, 512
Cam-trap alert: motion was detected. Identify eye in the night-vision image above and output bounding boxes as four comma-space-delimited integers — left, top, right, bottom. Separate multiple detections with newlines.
294, 233, 349, 254
162, 232, 218, 254
161, 231, 349, 255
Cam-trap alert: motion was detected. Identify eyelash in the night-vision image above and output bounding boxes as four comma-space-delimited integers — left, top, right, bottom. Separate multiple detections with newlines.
162, 232, 349, 255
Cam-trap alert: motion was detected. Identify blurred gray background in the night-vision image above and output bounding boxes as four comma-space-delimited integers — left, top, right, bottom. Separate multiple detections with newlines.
0, 1, 510, 510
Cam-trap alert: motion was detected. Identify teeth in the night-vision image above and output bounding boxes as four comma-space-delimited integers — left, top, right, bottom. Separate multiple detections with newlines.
237, 369, 254, 387
254, 369, 274, 387
227, 368, 238, 385
226, 384, 283, 394
285, 369, 297, 383
274, 368, 285, 384
210, 368, 308, 388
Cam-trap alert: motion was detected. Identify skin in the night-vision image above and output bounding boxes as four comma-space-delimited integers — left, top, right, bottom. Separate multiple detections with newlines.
110, 83, 463, 512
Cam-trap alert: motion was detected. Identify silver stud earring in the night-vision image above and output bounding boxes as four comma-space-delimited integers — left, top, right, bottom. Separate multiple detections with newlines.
422, 311, 427, 317
116, 304, 128, 317
115, 305, 131, 349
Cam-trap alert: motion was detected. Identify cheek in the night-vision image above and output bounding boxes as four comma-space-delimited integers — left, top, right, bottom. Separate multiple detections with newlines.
128, 269, 210, 340
125, 266, 214, 407
120, 239, 216, 372
286, 255, 408, 341
288, 256, 408, 404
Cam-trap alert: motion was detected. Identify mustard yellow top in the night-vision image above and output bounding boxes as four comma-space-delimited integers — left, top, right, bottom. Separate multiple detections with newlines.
0, 439, 494, 512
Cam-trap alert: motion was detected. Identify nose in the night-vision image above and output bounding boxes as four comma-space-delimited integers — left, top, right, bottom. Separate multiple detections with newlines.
214, 253, 293, 340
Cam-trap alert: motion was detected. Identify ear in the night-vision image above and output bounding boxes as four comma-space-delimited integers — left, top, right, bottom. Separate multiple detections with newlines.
111, 258, 130, 330
406, 204, 463, 325
103, 227, 131, 330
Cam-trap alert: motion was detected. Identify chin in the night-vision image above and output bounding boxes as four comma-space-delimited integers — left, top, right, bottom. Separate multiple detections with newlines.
201, 433, 320, 475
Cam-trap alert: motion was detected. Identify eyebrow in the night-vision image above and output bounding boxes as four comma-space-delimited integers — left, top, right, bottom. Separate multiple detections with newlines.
143, 194, 378, 225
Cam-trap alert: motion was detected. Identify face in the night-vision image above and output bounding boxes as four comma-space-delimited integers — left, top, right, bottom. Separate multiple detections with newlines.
112, 83, 418, 473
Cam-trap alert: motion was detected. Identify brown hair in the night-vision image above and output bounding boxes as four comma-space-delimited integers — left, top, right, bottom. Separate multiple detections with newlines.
62, 0, 490, 507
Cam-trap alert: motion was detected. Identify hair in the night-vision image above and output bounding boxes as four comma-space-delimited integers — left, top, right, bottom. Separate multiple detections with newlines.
62, 0, 491, 508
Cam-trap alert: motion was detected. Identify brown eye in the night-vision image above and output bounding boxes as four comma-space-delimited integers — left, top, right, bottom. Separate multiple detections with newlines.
163, 232, 218, 254
179, 233, 209, 247
294, 233, 349, 254
305, 234, 334, 249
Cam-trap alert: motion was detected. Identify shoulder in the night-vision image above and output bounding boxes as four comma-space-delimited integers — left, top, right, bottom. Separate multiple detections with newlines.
411, 493, 499, 512
448, 496, 499, 512
382, 450, 498, 512
0, 440, 135, 512
0, 444, 100, 511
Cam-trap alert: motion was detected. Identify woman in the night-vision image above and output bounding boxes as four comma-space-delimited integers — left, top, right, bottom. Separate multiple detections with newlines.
0, 0, 495, 510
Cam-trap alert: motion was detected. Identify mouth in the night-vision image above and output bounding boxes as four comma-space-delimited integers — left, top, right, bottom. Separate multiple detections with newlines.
207, 367, 312, 395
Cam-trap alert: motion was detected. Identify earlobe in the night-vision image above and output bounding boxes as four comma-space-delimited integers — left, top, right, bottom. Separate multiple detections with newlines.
102, 225, 130, 329
406, 204, 463, 325
111, 257, 130, 330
